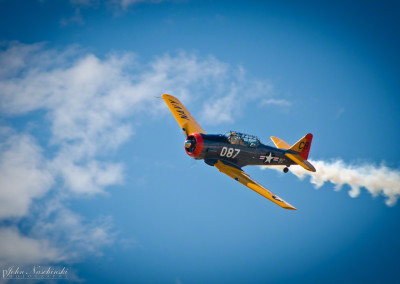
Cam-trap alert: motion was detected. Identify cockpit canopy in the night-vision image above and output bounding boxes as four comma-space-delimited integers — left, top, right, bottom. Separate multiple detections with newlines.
223, 131, 261, 148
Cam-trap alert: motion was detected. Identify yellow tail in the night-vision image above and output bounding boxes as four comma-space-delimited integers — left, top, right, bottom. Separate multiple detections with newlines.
270, 133, 316, 172
289, 133, 313, 160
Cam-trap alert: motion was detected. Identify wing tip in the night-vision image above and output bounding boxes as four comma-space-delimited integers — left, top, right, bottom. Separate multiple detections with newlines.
285, 206, 298, 210
282, 202, 297, 210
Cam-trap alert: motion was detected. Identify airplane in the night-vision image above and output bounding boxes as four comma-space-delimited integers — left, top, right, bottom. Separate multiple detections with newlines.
162, 94, 316, 210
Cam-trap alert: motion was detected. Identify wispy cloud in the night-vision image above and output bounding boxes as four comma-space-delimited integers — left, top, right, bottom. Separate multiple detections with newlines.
261, 98, 292, 107
30, 198, 115, 261
335, 107, 345, 119
265, 159, 400, 206
70, 0, 96, 6
200, 66, 273, 124
41, 0, 173, 25
112, 0, 168, 10
60, 8, 85, 26
0, 227, 63, 267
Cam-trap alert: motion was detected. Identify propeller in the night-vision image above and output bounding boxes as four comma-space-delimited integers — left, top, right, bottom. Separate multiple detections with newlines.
184, 136, 198, 167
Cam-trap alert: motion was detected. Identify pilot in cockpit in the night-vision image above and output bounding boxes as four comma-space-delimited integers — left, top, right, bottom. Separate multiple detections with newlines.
228, 132, 238, 144
228, 132, 236, 144
229, 132, 245, 146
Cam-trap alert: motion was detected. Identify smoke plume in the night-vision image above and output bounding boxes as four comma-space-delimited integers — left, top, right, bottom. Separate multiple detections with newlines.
270, 159, 400, 206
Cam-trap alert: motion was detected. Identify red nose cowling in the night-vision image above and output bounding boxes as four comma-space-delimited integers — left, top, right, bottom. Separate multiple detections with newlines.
184, 133, 204, 158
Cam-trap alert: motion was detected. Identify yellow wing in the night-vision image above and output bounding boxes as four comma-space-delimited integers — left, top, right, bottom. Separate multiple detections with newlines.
162, 94, 206, 136
214, 160, 297, 210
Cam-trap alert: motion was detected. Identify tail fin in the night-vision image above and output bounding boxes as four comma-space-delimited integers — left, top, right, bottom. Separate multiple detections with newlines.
289, 133, 313, 160
285, 133, 316, 172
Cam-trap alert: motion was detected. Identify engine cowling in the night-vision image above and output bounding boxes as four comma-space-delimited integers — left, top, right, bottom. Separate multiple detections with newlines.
184, 133, 204, 158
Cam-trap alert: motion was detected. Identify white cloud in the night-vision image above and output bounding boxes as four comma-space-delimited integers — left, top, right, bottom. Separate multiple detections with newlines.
0, 128, 54, 219
202, 94, 236, 124
0, 227, 63, 266
0, 52, 134, 196
58, 160, 123, 194
265, 159, 400, 206
0, 128, 115, 265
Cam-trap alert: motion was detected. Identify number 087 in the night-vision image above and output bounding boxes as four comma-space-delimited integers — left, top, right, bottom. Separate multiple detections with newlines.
220, 147, 240, 158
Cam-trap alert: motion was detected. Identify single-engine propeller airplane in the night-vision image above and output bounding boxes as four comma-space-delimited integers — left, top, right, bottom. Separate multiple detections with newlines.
162, 94, 316, 210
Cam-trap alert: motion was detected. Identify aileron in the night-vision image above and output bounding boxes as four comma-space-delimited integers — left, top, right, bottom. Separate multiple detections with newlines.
214, 161, 297, 210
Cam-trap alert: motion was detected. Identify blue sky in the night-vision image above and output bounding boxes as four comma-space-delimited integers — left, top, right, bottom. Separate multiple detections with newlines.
0, 0, 400, 283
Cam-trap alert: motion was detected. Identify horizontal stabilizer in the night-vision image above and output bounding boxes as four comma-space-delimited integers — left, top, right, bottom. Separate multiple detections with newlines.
285, 153, 316, 172
270, 136, 290, 150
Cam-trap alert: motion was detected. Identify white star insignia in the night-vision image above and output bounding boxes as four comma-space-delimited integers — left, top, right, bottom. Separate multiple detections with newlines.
265, 152, 273, 163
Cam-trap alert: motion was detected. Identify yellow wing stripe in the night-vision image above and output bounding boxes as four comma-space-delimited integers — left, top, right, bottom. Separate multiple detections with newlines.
214, 161, 297, 210
162, 94, 206, 136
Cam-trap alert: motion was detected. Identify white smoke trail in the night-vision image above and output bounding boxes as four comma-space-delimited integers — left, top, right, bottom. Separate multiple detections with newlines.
267, 159, 400, 206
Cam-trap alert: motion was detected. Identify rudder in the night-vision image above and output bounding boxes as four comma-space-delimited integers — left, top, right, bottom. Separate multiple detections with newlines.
289, 133, 313, 160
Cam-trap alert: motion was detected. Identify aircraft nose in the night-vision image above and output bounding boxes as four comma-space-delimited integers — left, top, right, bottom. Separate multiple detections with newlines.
184, 140, 192, 149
